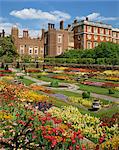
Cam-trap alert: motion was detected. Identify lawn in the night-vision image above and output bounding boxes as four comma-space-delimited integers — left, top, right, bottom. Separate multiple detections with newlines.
18, 77, 35, 86
78, 84, 119, 98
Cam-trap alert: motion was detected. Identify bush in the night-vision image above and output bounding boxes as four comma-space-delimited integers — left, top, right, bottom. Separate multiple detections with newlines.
37, 75, 41, 78
5, 64, 8, 70
50, 80, 59, 87
108, 89, 115, 94
36, 62, 39, 68
1, 62, 4, 68
16, 62, 20, 68
82, 91, 90, 99
19, 76, 24, 79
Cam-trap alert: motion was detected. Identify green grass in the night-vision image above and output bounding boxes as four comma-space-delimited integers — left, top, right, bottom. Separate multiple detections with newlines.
89, 77, 119, 84
54, 89, 82, 97
78, 84, 119, 98
18, 77, 35, 86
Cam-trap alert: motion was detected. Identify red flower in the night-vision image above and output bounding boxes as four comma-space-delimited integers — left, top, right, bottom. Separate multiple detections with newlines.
69, 146, 73, 150
76, 145, 80, 150
82, 144, 86, 150
51, 140, 57, 148
16, 113, 20, 117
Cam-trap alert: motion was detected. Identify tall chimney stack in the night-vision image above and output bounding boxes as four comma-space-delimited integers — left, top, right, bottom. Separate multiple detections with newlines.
60, 20, 64, 30
23, 30, 29, 38
2, 29, 5, 37
86, 17, 88, 21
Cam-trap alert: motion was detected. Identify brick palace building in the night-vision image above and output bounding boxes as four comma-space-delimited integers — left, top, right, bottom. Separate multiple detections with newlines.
11, 26, 44, 59
73, 17, 119, 49
44, 20, 74, 57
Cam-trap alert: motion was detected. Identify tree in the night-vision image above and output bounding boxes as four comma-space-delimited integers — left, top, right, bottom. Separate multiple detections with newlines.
0, 36, 18, 62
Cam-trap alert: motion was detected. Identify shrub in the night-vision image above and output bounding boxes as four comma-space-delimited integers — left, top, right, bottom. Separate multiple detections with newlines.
37, 75, 41, 78
82, 91, 90, 99
108, 89, 115, 94
50, 80, 59, 87
19, 76, 24, 79
36, 62, 39, 68
1, 62, 4, 68
16, 62, 20, 68
5, 64, 8, 70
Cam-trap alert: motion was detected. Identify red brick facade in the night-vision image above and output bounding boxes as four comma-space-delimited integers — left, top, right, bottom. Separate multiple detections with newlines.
44, 21, 74, 57
11, 27, 44, 58
74, 19, 119, 49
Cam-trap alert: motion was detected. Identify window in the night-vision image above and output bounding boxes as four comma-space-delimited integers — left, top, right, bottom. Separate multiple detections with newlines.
87, 34, 91, 40
88, 26, 92, 32
106, 29, 109, 35
29, 46, 33, 54
57, 46, 62, 54
94, 35, 98, 40
100, 36, 104, 41
34, 46, 38, 54
106, 37, 109, 41
57, 34, 62, 43
20, 45, 24, 54
94, 27, 98, 33
94, 42, 98, 47
113, 39, 116, 43
87, 41, 92, 49
113, 32, 116, 37
100, 28, 104, 34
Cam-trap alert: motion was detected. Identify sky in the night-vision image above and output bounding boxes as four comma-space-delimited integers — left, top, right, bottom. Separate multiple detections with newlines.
0, 0, 119, 37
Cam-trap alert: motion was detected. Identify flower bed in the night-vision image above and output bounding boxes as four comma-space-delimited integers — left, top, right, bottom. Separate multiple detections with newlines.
26, 68, 41, 73
30, 84, 54, 94
0, 80, 95, 149
68, 96, 92, 108
82, 81, 119, 88
47, 106, 119, 144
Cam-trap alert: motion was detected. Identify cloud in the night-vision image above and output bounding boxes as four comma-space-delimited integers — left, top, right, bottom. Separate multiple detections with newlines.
76, 12, 119, 21
0, 21, 42, 38
10, 8, 71, 22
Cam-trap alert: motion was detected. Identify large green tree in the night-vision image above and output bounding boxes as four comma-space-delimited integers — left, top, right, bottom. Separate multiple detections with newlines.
0, 36, 18, 62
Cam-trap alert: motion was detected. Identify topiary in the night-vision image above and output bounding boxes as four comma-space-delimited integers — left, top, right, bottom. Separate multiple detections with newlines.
50, 80, 59, 87
108, 89, 115, 94
1, 62, 4, 68
16, 62, 20, 68
5, 64, 9, 70
82, 91, 90, 99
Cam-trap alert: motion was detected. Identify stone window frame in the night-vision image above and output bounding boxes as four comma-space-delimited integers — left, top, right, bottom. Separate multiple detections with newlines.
57, 34, 62, 43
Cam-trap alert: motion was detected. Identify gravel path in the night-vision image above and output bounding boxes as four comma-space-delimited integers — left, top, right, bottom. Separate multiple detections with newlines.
24, 76, 119, 102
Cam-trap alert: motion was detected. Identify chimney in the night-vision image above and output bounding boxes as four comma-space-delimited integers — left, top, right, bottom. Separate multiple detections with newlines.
41, 29, 45, 39
2, 29, 5, 37
48, 23, 55, 30
86, 17, 88, 21
60, 20, 64, 30
74, 19, 78, 24
23, 30, 29, 38
48, 23, 51, 30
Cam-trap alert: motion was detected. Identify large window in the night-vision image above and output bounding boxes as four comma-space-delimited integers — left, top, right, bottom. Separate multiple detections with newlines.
100, 28, 104, 34
20, 45, 24, 54
106, 29, 109, 35
94, 35, 98, 40
29, 46, 33, 54
57, 34, 62, 43
88, 26, 92, 32
34, 46, 38, 55
94, 27, 98, 33
94, 42, 98, 47
100, 36, 104, 41
87, 41, 92, 49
